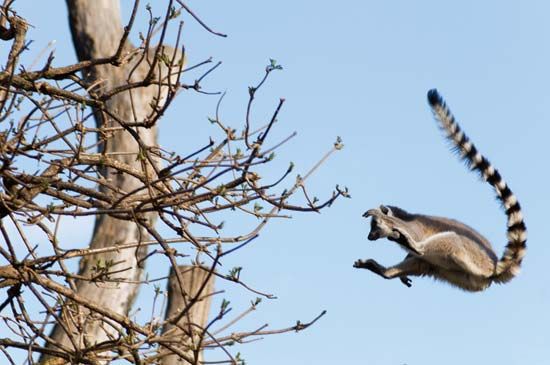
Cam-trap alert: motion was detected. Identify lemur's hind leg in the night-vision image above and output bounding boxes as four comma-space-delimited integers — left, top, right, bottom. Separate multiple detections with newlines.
354, 255, 431, 287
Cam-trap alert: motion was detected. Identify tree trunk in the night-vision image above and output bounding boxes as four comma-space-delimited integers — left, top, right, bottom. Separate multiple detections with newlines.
161, 266, 214, 365
42, 1, 181, 364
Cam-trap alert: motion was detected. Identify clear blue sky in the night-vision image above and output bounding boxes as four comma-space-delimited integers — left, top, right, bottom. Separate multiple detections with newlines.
2, 1, 549, 364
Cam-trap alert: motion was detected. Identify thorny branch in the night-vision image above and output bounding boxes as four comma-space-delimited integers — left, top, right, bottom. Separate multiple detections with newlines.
0, 1, 348, 364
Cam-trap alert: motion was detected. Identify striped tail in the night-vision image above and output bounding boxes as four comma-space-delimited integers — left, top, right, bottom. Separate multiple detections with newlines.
427, 89, 527, 284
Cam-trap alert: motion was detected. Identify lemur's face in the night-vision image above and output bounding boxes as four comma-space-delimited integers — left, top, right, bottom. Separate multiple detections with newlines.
368, 216, 394, 241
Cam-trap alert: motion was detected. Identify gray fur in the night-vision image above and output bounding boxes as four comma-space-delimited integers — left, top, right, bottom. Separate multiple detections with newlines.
354, 90, 526, 292
355, 205, 497, 291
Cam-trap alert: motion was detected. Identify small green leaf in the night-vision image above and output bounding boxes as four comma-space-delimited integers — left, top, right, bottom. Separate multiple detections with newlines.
228, 266, 242, 281
221, 299, 230, 312
334, 136, 344, 150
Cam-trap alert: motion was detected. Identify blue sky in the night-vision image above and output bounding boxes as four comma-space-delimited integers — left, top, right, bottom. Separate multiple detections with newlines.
1, 1, 549, 364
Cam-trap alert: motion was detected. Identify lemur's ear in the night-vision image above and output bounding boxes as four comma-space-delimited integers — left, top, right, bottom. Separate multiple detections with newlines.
379, 205, 393, 216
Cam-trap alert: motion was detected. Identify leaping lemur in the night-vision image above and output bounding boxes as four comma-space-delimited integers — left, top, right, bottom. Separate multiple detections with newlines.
354, 89, 527, 292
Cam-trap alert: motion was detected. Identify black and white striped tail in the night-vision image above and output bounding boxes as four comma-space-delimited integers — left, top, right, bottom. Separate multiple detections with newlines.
427, 89, 527, 283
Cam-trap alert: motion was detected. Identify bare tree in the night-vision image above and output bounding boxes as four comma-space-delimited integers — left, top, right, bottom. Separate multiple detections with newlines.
0, 1, 348, 364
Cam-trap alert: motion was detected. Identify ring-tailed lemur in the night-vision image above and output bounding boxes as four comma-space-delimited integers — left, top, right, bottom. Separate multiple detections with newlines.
354, 89, 527, 292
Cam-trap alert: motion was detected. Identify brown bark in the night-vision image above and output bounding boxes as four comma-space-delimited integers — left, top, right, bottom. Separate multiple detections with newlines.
42, 1, 182, 363
160, 266, 215, 365
0, 2, 348, 363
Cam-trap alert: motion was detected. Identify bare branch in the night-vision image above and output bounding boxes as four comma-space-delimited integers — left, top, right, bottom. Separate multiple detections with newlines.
0, 2, 346, 364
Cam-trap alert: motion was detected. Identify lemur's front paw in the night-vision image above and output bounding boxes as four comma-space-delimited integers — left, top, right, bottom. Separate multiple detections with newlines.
353, 259, 367, 268
354, 259, 384, 274
363, 209, 380, 218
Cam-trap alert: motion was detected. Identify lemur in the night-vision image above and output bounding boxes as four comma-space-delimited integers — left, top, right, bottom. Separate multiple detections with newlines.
354, 89, 527, 292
